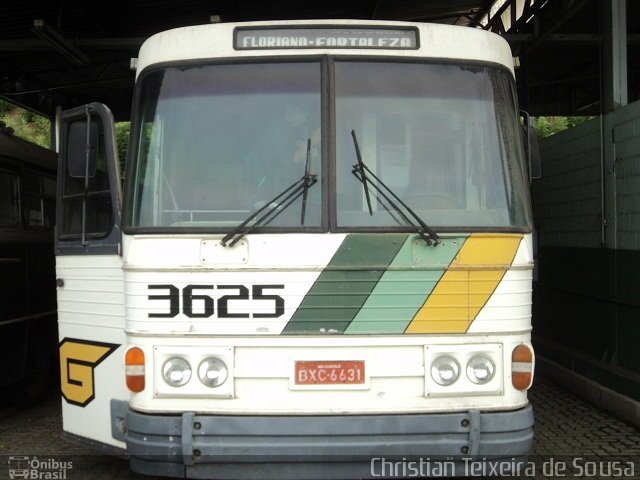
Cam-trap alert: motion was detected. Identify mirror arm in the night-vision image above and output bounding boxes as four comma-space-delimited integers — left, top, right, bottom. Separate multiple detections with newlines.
81, 105, 92, 246
519, 110, 541, 182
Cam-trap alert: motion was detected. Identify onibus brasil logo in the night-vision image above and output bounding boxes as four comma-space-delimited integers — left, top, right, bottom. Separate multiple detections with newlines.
7, 456, 72, 479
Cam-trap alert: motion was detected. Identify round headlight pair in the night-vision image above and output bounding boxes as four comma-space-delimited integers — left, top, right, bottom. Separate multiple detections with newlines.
430, 354, 495, 386
162, 357, 228, 388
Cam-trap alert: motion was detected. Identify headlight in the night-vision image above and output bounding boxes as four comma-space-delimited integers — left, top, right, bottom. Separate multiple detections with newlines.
198, 357, 228, 388
466, 354, 495, 384
162, 357, 192, 387
430, 355, 460, 386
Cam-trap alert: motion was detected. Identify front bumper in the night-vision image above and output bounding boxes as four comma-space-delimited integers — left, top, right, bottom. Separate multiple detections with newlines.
111, 400, 533, 479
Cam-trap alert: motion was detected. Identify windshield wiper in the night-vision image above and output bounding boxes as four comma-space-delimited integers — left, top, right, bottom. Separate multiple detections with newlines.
300, 138, 313, 225
350, 129, 440, 246
221, 139, 317, 247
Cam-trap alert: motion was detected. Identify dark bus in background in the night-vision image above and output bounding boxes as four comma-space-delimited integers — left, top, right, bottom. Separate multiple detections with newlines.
0, 126, 57, 402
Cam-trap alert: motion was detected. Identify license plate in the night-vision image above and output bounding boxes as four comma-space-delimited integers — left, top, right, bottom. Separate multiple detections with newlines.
294, 360, 365, 386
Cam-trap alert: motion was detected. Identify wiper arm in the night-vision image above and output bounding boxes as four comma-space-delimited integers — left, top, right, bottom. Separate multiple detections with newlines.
351, 130, 373, 215
221, 140, 317, 247
350, 129, 440, 246
300, 138, 313, 225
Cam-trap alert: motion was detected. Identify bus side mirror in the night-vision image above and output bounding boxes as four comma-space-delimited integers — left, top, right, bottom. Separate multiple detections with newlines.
57, 102, 122, 254
520, 111, 541, 181
67, 120, 99, 178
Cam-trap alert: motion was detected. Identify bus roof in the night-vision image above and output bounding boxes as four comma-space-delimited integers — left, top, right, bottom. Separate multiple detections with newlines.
0, 131, 56, 173
136, 20, 514, 77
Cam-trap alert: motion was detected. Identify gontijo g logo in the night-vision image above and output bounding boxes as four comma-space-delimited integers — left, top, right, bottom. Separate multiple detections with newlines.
59, 338, 118, 407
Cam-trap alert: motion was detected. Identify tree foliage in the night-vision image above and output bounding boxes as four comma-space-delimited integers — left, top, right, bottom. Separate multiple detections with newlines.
534, 116, 593, 139
115, 122, 130, 172
1, 99, 131, 173
0, 99, 51, 148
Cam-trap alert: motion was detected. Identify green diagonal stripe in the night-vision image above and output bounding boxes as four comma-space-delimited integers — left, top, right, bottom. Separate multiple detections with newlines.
282, 234, 407, 334
344, 235, 466, 334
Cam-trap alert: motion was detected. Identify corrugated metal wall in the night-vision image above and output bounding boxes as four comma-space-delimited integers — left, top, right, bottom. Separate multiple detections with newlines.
532, 100, 640, 401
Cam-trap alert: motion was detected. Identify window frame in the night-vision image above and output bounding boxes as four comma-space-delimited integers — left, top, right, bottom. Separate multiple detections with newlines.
124, 57, 329, 235
122, 56, 533, 236
0, 166, 21, 229
329, 56, 532, 234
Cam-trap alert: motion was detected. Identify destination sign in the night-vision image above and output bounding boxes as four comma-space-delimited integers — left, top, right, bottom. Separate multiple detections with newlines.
235, 27, 419, 50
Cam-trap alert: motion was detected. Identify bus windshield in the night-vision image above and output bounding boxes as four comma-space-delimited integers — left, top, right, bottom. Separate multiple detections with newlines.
126, 60, 531, 232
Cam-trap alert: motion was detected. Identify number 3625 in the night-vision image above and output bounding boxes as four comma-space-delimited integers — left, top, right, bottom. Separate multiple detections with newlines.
148, 284, 284, 319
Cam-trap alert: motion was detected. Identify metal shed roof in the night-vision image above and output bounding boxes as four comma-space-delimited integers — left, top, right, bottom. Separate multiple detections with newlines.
1, 0, 638, 119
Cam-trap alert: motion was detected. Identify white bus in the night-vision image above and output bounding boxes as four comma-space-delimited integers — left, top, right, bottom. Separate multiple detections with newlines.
55, 20, 536, 479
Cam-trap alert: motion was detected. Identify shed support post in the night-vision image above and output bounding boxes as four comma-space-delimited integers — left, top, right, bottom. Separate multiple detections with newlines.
601, 0, 627, 249
602, 0, 627, 114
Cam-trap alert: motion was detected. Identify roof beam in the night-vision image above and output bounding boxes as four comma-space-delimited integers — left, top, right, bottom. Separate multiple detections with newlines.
504, 33, 640, 44
525, 0, 593, 55
0, 38, 144, 51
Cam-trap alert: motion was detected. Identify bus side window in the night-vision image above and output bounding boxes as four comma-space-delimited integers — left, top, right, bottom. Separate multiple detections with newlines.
23, 172, 56, 228
0, 169, 20, 227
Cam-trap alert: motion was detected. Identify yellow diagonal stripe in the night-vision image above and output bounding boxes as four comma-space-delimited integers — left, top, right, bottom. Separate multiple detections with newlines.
405, 234, 522, 333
